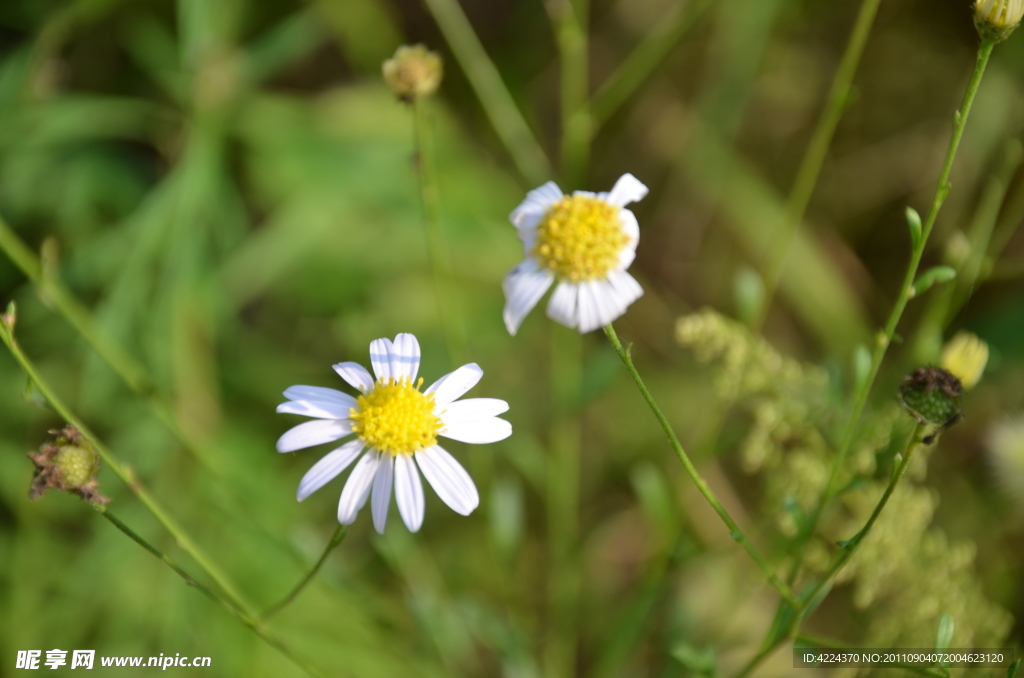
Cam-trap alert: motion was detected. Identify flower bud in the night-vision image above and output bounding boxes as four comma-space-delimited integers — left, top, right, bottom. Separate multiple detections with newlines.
28, 426, 109, 504
975, 0, 1024, 42
382, 45, 443, 102
898, 366, 963, 429
940, 331, 988, 390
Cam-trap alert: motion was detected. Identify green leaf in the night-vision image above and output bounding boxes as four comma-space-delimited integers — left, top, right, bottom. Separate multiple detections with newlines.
852, 344, 871, 394
1007, 658, 1020, 678
934, 613, 954, 652
733, 265, 765, 327
906, 206, 923, 250
671, 643, 716, 675
911, 266, 957, 297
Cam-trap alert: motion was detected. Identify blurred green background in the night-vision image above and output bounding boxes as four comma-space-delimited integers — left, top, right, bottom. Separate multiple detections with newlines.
0, 0, 1022, 676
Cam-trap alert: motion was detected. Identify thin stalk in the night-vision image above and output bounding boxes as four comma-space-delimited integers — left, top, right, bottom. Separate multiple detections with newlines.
412, 97, 467, 366
0, 317, 250, 611
792, 38, 994, 582
94, 506, 325, 678
603, 323, 798, 607
0, 214, 223, 475
421, 0, 552, 186
753, 0, 882, 330
802, 423, 926, 606
544, 326, 583, 678
262, 526, 347, 620
551, 0, 590, 188
590, 0, 712, 126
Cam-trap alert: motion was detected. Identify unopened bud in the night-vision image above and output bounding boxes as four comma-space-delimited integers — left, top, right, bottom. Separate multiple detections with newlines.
940, 331, 988, 390
975, 0, 1024, 42
28, 426, 109, 504
382, 45, 443, 102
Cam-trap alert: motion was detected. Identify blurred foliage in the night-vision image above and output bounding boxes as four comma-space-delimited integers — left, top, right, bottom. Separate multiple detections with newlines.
0, 0, 1023, 677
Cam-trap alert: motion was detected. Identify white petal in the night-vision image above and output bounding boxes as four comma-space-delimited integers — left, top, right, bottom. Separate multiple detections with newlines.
277, 396, 355, 419
518, 224, 538, 254
617, 246, 636, 270
394, 454, 425, 532
510, 181, 563, 229
371, 454, 394, 534
415, 445, 479, 516
605, 173, 648, 207
591, 278, 627, 328
546, 281, 579, 329
337, 452, 380, 524
277, 419, 353, 453
425, 363, 484, 407
439, 398, 510, 426
296, 441, 364, 501
608, 270, 644, 307
440, 417, 512, 444
390, 333, 421, 381
619, 208, 640, 246
576, 280, 603, 333
368, 338, 395, 383
503, 259, 555, 336
332, 362, 375, 393
283, 385, 352, 403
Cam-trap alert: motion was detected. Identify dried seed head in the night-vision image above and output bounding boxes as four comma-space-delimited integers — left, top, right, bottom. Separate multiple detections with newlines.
975, 0, 1024, 41
382, 45, 443, 102
28, 426, 109, 505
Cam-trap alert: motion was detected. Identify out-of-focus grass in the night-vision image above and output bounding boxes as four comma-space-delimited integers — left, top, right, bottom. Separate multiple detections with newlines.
0, 0, 1022, 676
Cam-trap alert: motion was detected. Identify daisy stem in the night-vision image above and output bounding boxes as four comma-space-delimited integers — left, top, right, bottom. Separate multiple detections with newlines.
421, 0, 552, 185
602, 323, 798, 608
0, 314, 252, 612
412, 96, 467, 366
261, 525, 348, 620
93, 506, 327, 678
752, 0, 882, 331
789, 37, 994, 589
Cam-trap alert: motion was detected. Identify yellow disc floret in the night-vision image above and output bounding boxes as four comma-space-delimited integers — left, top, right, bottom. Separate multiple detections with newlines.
532, 194, 629, 282
350, 377, 442, 455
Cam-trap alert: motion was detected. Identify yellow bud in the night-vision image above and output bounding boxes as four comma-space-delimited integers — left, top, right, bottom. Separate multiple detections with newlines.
382, 45, 443, 102
940, 331, 989, 390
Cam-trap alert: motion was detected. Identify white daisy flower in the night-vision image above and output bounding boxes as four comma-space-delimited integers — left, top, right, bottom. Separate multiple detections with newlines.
502, 173, 649, 335
276, 333, 511, 533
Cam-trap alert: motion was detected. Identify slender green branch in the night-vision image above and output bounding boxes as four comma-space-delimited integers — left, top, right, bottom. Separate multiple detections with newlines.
412, 98, 467, 365
421, 0, 552, 185
801, 423, 926, 607
262, 526, 347, 620
550, 0, 590, 188
0, 315, 250, 611
603, 323, 798, 607
792, 38, 995, 581
590, 0, 713, 126
94, 506, 325, 678
754, 0, 882, 329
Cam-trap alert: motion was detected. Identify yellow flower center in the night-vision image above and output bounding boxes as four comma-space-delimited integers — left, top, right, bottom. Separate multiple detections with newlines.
349, 377, 441, 455
532, 194, 629, 282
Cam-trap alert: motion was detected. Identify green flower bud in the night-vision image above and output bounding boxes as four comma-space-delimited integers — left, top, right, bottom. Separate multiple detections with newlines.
975, 0, 1024, 42
28, 426, 109, 504
382, 45, 443, 102
898, 367, 963, 440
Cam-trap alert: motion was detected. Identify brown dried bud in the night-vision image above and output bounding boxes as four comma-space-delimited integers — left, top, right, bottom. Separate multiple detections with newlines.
28, 426, 109, 505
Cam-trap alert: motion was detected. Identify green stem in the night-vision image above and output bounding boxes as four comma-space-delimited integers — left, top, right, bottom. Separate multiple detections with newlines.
545, 326, 583, 678
261, 526, 347, 620
94, 507, 325, 678
590, 0, 712, 127
412, 97, 467, 366
801, 423, 926, 607
0, 318, 250, 611
753, 0, 882, 330
792, 38, 994, 582
603, 323, 798, 607
421, 0, 552, 185
552, 0, 590, 188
